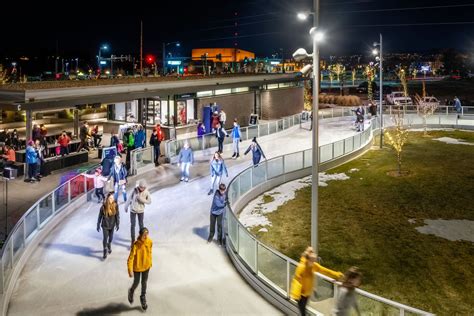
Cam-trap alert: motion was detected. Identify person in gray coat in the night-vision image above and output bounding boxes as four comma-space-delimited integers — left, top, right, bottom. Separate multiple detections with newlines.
97, 192, 120, 259
125, 180, 151, 244
333, 267, 362, 316
178, 142, 194, 182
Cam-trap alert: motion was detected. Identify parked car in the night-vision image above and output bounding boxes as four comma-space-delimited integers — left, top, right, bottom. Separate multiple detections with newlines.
416, 96, 440, 107
386, 91, 413, 106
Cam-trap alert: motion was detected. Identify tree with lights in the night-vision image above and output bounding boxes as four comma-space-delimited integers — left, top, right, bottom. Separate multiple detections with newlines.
415, 81, 438, 136
364, 64, 376, 101
385, 109, 409, 176
352, 68, 356, 86
397, 68, 408, 97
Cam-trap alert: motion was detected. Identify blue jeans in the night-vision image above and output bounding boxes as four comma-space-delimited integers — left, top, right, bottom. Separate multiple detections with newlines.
181, 162, 191, 179
114, 182, 127, 202
232, 138, 240, 154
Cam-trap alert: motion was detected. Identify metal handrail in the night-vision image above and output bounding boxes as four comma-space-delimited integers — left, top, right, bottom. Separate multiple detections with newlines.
225, 117, 436, 315
0, 164, 99, 298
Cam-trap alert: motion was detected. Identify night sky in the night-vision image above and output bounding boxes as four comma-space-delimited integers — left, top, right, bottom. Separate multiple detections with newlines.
1, 0, 473, 59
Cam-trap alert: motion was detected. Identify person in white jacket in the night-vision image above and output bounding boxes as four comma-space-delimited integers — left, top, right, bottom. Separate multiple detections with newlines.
84, 168, 108, 203
125, 180, 152, 243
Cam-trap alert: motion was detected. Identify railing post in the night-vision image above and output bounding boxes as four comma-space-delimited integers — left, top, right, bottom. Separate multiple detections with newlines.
254, 240, 258, 273
257, 124, 260, 137
52, 191, 56, 214
399, 308, 405, 316
10, 239, 13, 268
36, 205, 40, 229
331, 143, 335, 160
67, 181, 71, 203
286, 260, 291, 298
83, 175, 87, 194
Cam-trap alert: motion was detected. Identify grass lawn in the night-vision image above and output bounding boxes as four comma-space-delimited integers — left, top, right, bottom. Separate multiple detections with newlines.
249, 130, 474, 315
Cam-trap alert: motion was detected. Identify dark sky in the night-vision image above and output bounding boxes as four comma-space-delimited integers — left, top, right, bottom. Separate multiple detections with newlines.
1, 0, 474, 59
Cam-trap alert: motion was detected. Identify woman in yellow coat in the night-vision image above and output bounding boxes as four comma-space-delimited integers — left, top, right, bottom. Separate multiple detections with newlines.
290, 246, 343, 315
127, 227, 153, 311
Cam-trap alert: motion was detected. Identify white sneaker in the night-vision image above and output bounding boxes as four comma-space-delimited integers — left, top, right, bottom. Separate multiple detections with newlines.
185, 178, 189, 182
180, 177, 184, 181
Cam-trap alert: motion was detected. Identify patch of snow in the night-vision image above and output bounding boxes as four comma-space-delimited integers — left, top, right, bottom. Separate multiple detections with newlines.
258, 228, 268, 233
349, 168, 359, 173
415, 219, 474, 242
408, 218, 417, 224
239, 173, 350, 228
433, 137, 474, 146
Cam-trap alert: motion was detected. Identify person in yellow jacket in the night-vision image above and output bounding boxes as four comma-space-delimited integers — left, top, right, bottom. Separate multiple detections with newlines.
290, 246, 344, 316
127, 227, 152, 311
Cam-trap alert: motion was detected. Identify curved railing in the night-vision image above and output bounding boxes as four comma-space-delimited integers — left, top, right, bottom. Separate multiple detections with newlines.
224, 118, 436, 315
0, 165, 98, 315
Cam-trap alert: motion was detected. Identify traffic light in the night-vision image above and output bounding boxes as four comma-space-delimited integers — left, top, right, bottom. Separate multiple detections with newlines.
145, 54, 156, 64
178, 66, 184, 74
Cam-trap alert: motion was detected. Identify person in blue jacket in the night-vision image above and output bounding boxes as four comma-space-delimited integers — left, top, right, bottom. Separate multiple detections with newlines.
231, 119, 241, 159
244, 137, 266, 166
108, 156, 128, 202
207, 183, 227, 245
208, 152, 228, 195
134, 125, 146, 149
178, 142, 194, 182
26, 140, 38, 182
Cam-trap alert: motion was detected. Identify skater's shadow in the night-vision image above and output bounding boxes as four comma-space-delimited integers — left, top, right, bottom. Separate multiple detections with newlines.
114, 236, 133, 249
42, 243, 103, 260
76, 303, 142, 315
192, 225, 209, 240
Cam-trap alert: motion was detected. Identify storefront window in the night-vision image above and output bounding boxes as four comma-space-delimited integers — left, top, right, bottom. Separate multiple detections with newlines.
146, 100, 161, 125
108, 100, 138, 122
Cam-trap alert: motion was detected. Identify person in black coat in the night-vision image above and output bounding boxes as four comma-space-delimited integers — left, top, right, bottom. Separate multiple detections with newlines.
97, 192, 120, 259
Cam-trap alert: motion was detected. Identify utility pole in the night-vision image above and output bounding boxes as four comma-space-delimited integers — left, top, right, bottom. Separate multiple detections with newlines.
311, 0, 320, 253
140, 20, 143, 77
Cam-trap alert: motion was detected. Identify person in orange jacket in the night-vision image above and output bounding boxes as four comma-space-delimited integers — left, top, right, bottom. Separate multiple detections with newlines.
290, 246, 343, 316
127, 227, 152, 311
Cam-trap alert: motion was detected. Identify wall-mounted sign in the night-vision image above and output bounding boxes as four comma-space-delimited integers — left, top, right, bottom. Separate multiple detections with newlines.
167, 60, 182, 66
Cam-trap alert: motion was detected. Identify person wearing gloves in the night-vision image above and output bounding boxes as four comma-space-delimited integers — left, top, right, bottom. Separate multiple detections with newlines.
207, 183, 227, 246
97, 192, 120, 259
244, 137, 266, 166
231, 119, 241, 159
124, 180, 151, 244
178, 142, 194, 182
291, 246, 343, 316
208, 151, 228, 195
127, 227, 152, 311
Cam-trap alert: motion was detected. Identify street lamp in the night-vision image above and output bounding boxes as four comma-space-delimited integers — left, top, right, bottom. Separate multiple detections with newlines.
98, 44, 109, 72
373, 34, 383, 148
293, 24, 324, 253
162, 41, 180, 75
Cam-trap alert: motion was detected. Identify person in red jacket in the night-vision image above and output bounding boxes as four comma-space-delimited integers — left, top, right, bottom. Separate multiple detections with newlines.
57, 132, 71, 156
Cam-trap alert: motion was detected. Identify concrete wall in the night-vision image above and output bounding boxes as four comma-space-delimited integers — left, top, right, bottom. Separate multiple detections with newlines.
261, 87, 303, 120
196, 92, 255, 129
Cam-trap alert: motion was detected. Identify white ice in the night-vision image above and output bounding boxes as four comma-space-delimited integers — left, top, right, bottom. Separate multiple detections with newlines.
433, 137, 474, 145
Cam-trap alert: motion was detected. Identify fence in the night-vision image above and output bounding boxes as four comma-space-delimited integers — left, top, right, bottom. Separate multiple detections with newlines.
225, 118, 435, 315
0, 165, 98, 314
129, 146, 154, 176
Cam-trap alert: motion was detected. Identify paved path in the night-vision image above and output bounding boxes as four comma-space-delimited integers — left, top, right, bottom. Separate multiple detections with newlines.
7, 117, 364, 316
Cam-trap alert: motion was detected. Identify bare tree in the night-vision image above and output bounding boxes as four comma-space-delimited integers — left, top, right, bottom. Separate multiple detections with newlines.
385, 108, 409, 176
415, 92, 439, 136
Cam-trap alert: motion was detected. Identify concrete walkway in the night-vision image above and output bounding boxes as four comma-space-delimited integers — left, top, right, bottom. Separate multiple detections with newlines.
7, 117, 364, 316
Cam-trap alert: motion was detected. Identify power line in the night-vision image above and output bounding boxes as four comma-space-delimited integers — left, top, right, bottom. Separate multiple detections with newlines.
331, 3, 474, 14
193, 31, 283, 43
344, 21, 474, 28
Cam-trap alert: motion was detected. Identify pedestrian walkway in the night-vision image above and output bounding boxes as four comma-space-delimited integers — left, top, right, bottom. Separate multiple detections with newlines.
7, 117, 364, 315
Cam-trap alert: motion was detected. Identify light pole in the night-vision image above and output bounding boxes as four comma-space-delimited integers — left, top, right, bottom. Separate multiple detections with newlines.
295, 6, 323, 252
98, 44, 108, 72
162, 41, 180, 75
373, 34, 383, 148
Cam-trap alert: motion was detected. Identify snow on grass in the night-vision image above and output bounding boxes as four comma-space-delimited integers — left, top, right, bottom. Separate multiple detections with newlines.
239, 172, 350, 228
416, 219, 474, 242
433, 137, 474, 146
349, 168, 359, 173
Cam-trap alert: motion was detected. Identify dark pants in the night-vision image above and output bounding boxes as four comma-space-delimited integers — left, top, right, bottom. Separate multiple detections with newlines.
93, 135, 102, 147
102, 228, 114, 249
217, 137, 224, 153
208, 213, 223, 242
153, 145, 161, 164
95, 188, 105, 201
130, 212, 144, 242
77, 139, 89, 152
60, 146, 69, 156
28, 163, 36, 179
131, 269, 149, 296
297, 296, 309, 316
252, 155, 261, 166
